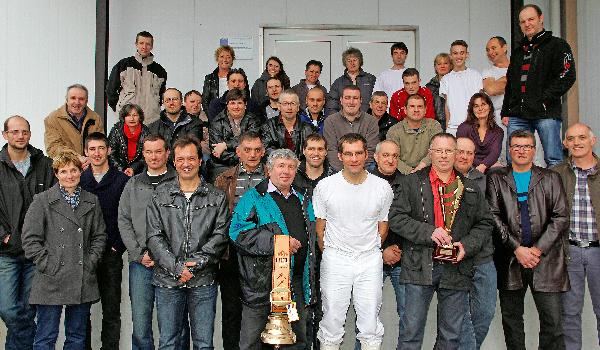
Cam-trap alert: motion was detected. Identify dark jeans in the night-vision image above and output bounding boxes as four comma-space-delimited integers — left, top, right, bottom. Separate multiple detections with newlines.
499, 268, 564, 350
0, 254, 36, 350
34, 303, 91, 350
219, 244, 243, 350
306, 250, 323, 350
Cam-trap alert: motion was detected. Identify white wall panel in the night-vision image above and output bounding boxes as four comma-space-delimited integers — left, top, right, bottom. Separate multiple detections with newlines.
578, 0, 600, 143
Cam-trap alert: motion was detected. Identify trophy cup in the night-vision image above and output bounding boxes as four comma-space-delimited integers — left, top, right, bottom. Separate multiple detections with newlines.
432, 176, 464, 263
261, 235, 297, 348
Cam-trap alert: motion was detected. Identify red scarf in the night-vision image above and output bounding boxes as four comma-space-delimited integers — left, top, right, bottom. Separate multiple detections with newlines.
429, 168, 456, 228
123, 123, 142, 161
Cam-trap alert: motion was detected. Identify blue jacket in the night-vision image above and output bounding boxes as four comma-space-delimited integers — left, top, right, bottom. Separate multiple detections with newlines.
298, 109, 327, 135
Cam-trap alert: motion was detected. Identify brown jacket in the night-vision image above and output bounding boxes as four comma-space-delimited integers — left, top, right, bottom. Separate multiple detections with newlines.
44, 105, 104, 158
214, 164, 268, 213
486, 165, 570, 292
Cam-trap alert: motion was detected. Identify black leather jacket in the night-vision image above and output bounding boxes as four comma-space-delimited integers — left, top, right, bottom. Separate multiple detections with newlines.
202, 67, 220, 113
260, 116, 317, 159
148, 109, 203, 153
146, 179, 229, 288
208, 110, 263, 168
426, 76, 447, 130
107, 121, 151, 174
367, 109, 398, 141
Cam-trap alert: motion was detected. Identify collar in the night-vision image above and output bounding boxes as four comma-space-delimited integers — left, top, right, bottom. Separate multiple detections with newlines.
239, 163, 264, 175
429, 167, 456, 187
522, 30, 549, 46
267, 180, 298, 199
67, 106, 87, 121
340, 111, 362, 122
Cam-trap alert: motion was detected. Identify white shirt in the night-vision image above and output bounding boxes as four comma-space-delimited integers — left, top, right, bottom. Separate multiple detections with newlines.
373, 68, 406, 104
312, 172, 394, 253
218, 77, 228, 97
482, 65, 508, 123
440, 68, 483, 128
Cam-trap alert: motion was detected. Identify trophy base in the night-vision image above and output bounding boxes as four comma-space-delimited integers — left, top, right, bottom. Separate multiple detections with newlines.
433, 244, 459, 263
261, 314, 297, 346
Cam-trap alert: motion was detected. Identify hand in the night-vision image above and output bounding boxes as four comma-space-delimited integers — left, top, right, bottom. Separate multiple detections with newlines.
212, 142, 227, 158
454, 242, 465, 263
2, 234, 9, 244
431, 227, 452, 246
79, 156, 91, 170
514, 246, 540, 269
530, 246, 542, 257
383, 245, 402, 265
502, 117, 509, 127
290, 238, 302, 254
124, 168, 134, 177
179, 267, 194, 283
475, 164, 487, 174
140, 251, 154, 267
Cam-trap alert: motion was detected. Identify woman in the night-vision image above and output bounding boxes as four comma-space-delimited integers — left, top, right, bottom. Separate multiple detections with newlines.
327, 47, 376, 113
426, 53, 453, 130
108, 103, 150, 176
456, 92, 504, 173
202, 45, 236, 112
22, 151, 106, 349
250, 56, 290, 107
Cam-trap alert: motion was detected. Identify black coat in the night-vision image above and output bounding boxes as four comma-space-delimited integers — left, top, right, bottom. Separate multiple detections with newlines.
425, 76, 447, 130
202, 67, 220, 113
260, 116, 317, 159
371, 167, 403, 268
208, 110, 263, 169
107, 121, 151, 175
148, 109, 203, 157
292, 159, 334, 198
206, 90, 259, 122
367, 109, 398, 141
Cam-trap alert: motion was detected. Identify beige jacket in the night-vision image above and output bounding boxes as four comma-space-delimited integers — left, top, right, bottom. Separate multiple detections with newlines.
386, 118, 442, 174
44, 105, 104, 158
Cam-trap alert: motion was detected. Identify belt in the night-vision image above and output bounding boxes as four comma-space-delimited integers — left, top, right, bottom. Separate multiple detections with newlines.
569, 239, 600, 248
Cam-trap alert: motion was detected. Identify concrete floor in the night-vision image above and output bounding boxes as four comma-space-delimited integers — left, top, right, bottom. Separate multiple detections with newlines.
1, 258, 598, 349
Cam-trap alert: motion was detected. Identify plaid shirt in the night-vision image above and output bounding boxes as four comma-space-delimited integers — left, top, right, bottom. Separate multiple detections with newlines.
570, 165, 598, 242
59, 186, 81, 210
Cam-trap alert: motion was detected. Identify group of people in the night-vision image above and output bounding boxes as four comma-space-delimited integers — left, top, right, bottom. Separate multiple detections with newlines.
0, 3, 592, 350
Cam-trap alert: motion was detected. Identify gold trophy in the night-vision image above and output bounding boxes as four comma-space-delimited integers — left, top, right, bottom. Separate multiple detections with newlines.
261, 235, 297, 348
433, 176, 464, 263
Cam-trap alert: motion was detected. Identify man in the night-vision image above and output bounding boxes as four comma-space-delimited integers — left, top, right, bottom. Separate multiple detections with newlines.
260, 77, 284, 121
293, 133, 333, 197
229, 149, 317, 350
327, 47, 376, 113
389, 68, 436, 121
386, 94, 443, 175
323, 86, 379, 171
107, 31, 167, 124
147, 135, 229, 349
440, 40, 483, 135
0, 116, 55, 350
214, 131, 266, 350
487, 130, 569, 350
299, 87, 328, 134
367, 91, 398, 141
454, 137, 496, 350
552, 123, 600, 350
118, 134, 179, 349
502, 4, 576, 167
44, 84, 104, 168
373, 42, 409, 103
80, 132, 129, 350
292, 60, 328, 111
261, 89, 317, 158
389, 133, 493, 350
313, 133, 393, 350
184, 90, 210, 160
207, 68, 258, 121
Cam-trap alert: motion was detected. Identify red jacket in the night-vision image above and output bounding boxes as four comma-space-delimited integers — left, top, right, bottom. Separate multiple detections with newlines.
389, 87, 436, 121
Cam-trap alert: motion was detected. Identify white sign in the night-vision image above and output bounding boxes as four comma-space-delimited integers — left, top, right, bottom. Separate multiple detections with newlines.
220, 37, 253, 60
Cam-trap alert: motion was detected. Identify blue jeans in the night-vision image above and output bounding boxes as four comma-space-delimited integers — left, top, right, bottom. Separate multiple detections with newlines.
129, 261, 156, 350
34, 303, 91, 350
0, 255, 36, 350
506, 117, 563, 166
458, 261, 497, 350
156, 284, 218, 350
398, 264, 469, 350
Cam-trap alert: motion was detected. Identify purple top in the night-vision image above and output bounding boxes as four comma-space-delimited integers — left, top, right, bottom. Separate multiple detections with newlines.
456, 122, 504, 169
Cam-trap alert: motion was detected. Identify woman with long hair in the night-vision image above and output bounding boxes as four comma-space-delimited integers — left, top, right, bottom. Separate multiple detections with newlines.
250, 56, 290, 107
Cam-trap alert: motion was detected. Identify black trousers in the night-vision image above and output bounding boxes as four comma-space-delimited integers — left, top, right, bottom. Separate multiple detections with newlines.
220, 244, 243, 350
498, 268, 565, 350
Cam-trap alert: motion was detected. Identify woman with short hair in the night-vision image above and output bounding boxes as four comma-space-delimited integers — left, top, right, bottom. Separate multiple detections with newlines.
108, 103, 151, 176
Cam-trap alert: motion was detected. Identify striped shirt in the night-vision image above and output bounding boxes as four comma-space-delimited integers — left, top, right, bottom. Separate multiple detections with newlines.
234, 163, 265, 207
570, 165, 598, 242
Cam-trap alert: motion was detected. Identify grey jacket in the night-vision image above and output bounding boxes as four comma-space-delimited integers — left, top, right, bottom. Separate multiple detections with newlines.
326, 69, 376, 113
146, 179, 229, 288
22, 184, 106, 305
118, 168, 178, 263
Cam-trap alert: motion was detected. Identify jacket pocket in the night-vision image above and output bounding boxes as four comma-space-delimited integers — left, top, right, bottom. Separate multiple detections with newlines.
39, 253, 59, 276
401, 245, 422, 271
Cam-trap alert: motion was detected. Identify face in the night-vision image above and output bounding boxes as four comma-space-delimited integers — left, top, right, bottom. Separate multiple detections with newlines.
429, 137, 456, 173
269, 158, 297, 190
174, 144, 201, 182
486, 38, 508, 64
303, 139, 327, 168
279, 94, 299, 120
435, 57, 452, 77
345, 55, 361, 74
519, 7, 544, 39
66, 87, 88, 116
509, 136, 536, 168
306, 89, 325, 115
227, 73, 246, 90
143, 139, 169, 172
184, 93, 202, 116
305, 64, 321, 85
403, 74, 421, 95
227, 99, 247, 119
56, 163, 81, 191
124, 109, 141, 128
374, 142, 399, 176
85, 139, 109, 168
450, 44, 468, 69
563, 124, 596, 160
266, 79, 283, 100
338, 141, 368, 175
369, 95, 388, 118
266, 59, 281, 77
236, 138, 265, 170
163, 89, 182, 115
2, 118, 31, 151
217, 51, 233, 70
472, 97, 491, 120
135, 36, 153, 58
340, 89, 361, 116
455, 138, 476, 174
392, 48, 407, 66
405, 97, 426, 123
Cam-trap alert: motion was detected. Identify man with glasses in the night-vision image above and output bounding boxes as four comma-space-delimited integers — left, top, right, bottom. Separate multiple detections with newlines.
487, 129, 569, 349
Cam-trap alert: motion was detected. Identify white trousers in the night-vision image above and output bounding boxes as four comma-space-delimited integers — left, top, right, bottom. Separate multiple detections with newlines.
317, 248, 384, 346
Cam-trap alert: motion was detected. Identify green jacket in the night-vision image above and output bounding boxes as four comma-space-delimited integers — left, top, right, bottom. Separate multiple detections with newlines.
386, 118, 443, 174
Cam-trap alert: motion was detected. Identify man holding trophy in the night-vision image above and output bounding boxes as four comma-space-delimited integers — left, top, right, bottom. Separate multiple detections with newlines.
389, 133, 494, 350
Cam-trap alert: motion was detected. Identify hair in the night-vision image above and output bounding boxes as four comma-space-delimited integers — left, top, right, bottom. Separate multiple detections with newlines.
405, 93, 426, 107
135, 31, 153, 43
429, 132, 457, 148
490, 36, 507, 46
238, 131, 263, 145
466, 93, 498, 130
341, 85, 361, 97
306, 59, 323, 71
266, 148, 299, 171
391, 42, 408, 55
163, 87, 182, 101
119, 103, 145, 123
266, 76, 283, 87
402, 68, 420, 80
509, 129, 536, 147
307, 86, 326, 98
338, 133, 367, 153
434, 53, 453, 73
172, 134, 203, 158
52, 151, 83, 174
227, 68, 250, 95
225, 88, 248, 103
370, 91, 388, 102
375, 140, 399, 154
278, 89, 299, 104
66, 84, 89, 100
265, 56, 290, 88
214, 45, 236, 61
143, 134, 169, 150
342, 47, 364, 68
3, 115, 30, 132
520, 3, 543, 16
184, 90, 202, 101
304, 133, 327, 149
450, 40, 469, 50
84, 131, 108, 149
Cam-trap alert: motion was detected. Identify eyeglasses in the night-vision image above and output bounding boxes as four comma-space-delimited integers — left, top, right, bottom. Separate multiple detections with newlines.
509, 144, 535, 151
456, 150, 474, 156
4, 130, 30, 136
429, 148, 456, 155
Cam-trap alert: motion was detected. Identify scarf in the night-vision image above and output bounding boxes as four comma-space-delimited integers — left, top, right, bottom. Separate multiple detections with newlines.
123, 123, 142, 161
429, 168, 457, 228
